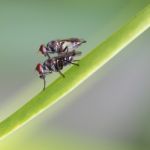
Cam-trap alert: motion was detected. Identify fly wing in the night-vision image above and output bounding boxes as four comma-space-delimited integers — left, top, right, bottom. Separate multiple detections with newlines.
62, 38, 86, 43
57, 50, 82, 58
60, 38, 79, 42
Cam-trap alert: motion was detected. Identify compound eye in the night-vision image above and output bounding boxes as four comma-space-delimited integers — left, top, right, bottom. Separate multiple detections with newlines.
39, 45, 47, 54
36, 64, 44, 74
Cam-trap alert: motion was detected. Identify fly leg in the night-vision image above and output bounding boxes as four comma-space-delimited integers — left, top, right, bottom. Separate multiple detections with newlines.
43, 77, 46, 91
39, 75, 46, 91
41, 71, 52, 91
64, 60, 79, 66
58, 70, 65, 78
56, 60, 65, 78
73, 59, 80, 62
46, 53, 51, 59
64, 46, 68, 53
69, 61, 79, 66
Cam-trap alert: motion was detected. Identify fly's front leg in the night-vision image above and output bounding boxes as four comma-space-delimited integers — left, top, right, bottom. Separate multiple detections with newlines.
43, 77, 46, 91
39, 75, 46, 91
40, 71, 52, 91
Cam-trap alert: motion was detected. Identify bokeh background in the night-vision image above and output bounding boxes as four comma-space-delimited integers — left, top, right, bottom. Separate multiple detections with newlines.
0, 0, 150, 149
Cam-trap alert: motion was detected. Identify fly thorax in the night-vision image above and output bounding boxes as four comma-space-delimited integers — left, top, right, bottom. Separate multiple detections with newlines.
50, 59, 57, 71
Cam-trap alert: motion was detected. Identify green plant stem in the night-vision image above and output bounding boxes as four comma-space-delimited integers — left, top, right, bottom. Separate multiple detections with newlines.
0, 5, 150, 140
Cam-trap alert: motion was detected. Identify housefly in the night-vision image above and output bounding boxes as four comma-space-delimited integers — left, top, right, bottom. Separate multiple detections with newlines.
39, 38, 86, 58
36, 50, 81, 90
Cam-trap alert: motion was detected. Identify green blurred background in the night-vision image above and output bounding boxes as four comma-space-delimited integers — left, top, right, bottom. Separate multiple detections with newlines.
0, 0, 150, 149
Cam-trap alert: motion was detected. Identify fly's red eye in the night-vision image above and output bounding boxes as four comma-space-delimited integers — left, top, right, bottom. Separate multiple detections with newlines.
36, 64, 43, 74
39, 45, 47, 54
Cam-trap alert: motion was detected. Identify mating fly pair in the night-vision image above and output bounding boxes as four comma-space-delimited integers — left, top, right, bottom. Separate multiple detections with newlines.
36, 38, 86, 90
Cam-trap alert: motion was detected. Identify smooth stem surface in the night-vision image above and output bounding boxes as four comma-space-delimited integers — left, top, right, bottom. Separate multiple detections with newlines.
0, 5, 150, 140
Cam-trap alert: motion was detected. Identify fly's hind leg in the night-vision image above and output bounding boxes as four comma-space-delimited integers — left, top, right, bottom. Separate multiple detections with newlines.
73, 59, 80, 62
70, 61, 79, 66
58, 70, 65, 78
65, 60, 79, 66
